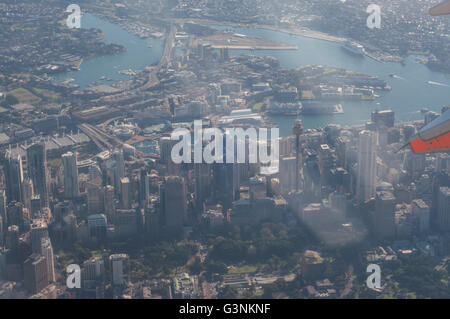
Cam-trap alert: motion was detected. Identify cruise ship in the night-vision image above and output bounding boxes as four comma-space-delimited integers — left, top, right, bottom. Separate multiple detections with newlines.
342, 40, 366, 56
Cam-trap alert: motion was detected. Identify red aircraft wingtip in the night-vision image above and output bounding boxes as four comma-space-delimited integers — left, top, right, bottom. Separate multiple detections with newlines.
430, 0, 450, 16
409, 131, 450, 154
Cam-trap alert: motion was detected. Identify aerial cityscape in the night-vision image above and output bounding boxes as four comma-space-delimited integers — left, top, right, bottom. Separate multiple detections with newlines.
0, 0, 449, 301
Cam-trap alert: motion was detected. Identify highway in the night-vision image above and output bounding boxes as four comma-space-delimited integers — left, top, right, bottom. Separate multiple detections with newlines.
78, 123, 158, 159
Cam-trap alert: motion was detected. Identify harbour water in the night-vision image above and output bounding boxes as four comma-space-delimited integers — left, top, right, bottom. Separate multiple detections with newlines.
53, 13, 163, 89
213, 25, 450, 136
56, 15, 450, 136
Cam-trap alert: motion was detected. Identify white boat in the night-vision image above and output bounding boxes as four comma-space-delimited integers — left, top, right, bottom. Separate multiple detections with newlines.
342, 41, 365, 56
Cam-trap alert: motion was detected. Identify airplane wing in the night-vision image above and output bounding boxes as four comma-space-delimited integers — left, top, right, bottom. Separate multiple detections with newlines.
408, 110, 450, 154
430, 0, 450, 16
405, 2, 450, 154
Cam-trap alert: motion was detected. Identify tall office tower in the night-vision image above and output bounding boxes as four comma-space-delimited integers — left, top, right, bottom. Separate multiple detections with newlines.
88, 214, 107, 240
22, 178, 33, 214
6, 225, 19, 253
293, 120, 303, 192
139, 168, 150, 206
113, 149, 125, 182
0, 189, 6, 231
63, 213, 77, 243
437, 187, 450, 232
82, 257, 105, 288
194, 163, 212, 211
3, 151, 23, 203
279, 156, 297, 194
0, 215, 3, 247
120, 177, 130, 209
40, 238, 55, 283
279, 136, 295, 157
329, 191, 347, 220
30, 195, 41, 217
116, 209, 138, 238
62, 152, 79, 199
436, 154, 450, 173
373, 191, 396, 239
7, 201, 25, 230
53, 201, 73, 223
109, 254, 129, 286
0, 216, 5, 250
412, 199, 430, 234
104, 185, 116, 223
356, 130, 378, 203
23, 254, 48, 295
145, 199, 160, 239
318, 144, 335, 185
404, 151, 426, 174
86, 178, 104, 215
30, 219, 49, 254
27, 143, 49, 208
371, 109, 395, 128
162, 176, 187, 231
160, 137, 176, 164
212, 163, 239, 211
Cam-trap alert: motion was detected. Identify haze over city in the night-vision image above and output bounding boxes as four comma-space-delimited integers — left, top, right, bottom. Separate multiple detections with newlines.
0, 0, 449, 301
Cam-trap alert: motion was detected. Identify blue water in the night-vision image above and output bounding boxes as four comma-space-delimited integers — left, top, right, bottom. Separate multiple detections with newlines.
54, 15, 450, 136
53, 13, 163, 89
212, 25, 450, 135
134, 139, 158, 154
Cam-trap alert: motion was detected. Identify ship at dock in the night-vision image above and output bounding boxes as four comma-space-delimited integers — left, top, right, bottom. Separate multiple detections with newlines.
341, 40, 366, 56
301, 102, 343, 115
268, 101, 303, 115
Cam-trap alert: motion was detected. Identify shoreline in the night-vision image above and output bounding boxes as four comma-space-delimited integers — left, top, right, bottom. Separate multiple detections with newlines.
171, 18, 408, 64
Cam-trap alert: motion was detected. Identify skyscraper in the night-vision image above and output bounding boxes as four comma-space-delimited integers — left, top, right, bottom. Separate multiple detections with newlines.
0, 215, 3, 247
194, 163, 212, 211
139, 168, 150, 207
6, 225, 19, 254
0, 189, 6, 232
120, 177, 130, 209
3, 151, 23, 203
24, 254, 48, 295
40, 238, 55, 283
104, 185, 116, 223
356, 130, 378, 203
82, 257, 105, 289
437, 187, 450, 232
86, 178, 103, 215
26, 143, 48, 208
279, 156, 297, 194
62, 151, 79, 199
162, 176, 187, 231
30, 219, 49, 254
109, 254, 129, 286
113, 149, 125, 191
412, 199, 430, 234
22, 177, 33, 214
213, 163, 239, 211
373, 191, 396, 239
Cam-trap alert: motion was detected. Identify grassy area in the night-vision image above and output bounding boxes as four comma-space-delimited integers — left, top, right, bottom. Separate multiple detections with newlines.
228, 264, 259, 274
7, 88, 41, 105
32, 88, 61, 100
11, 73, 31, 80
301, 90, 315, 100
408, 50, 430, 56
251, 102, 266, 112
48, 158, 62, 171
